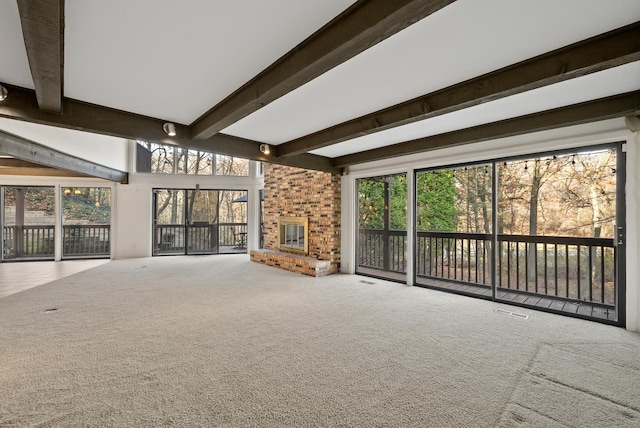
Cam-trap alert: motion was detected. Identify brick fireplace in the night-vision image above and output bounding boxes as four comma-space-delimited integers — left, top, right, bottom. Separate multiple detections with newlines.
250, 164, 341, 276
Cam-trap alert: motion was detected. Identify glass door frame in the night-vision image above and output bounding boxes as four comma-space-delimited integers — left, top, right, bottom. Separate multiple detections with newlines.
412, 142, 626, 327
355, 173, 408, 283
152, 187, 248, 256
1, 185, 56, 262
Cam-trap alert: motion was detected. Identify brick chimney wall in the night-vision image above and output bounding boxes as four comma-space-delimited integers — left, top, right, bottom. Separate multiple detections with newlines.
262, 163, 341, 273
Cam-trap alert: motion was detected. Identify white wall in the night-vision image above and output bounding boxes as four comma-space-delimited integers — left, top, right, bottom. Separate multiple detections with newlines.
341, 119, 640, 331
625, 132, 640, 332
112, 171, 262, 259
1, 137, 265, 261
0, 118, 129, 171
1, 169, 264, 261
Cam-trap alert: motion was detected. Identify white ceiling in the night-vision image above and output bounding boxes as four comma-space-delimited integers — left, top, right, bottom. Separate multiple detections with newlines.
0, 1, 33, 89
0, 0, 639, 165
224, 0, 640, 145
63, 0, 356, 125
311, 61, 640, 158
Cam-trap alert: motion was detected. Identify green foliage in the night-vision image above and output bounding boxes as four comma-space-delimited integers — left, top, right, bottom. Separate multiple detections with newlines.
21, 188, 55, 215
357, 176, 409, 230
390, 176, 407, 230
358, 172, 455, 232
358, 179, 385, 229
63, 195, 110, 224
416, 171, 456, 231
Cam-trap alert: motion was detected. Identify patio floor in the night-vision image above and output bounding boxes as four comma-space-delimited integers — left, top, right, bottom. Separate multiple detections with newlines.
0, 258, 110, 299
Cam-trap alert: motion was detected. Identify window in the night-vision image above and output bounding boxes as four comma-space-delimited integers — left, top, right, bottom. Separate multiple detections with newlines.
136, 141, 175, 174
177, 148, 213, 175
62, 187, 111, 258
136, 141, 250, 176
215, 155, 249, 176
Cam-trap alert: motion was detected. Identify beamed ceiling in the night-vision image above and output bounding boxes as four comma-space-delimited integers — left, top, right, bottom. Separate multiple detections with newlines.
0, 0, 639, 175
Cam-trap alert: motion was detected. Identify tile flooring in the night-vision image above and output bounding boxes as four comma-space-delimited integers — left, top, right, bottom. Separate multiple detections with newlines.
0, 259, 110, 299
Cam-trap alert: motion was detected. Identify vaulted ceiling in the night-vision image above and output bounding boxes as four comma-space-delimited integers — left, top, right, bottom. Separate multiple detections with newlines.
0, 0, 639, 174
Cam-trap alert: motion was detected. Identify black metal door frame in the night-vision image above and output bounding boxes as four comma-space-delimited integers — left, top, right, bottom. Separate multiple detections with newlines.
615, 143, 627, 327
356, 174, 407, 282
412, 142, 626, 327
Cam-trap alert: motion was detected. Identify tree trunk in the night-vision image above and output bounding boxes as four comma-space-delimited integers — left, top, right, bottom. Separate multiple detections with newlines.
585, 183, 601, 299
478, 170, 492, 280
527, 168, 541, 287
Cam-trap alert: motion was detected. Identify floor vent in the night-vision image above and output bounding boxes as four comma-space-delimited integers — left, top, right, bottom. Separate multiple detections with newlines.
359, 280, 376, 285
495, 308, 529, 319
44, 308, 58, 313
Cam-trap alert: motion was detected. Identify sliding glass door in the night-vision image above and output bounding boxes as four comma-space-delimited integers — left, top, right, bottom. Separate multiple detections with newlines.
62, 187, 111, 259
186, 190, 219, 254
2, 186, 55, 261
153, 188, 247, 256
154, 189, 186, 255
413, 143, 625, 325
415, 165, 492, 296
356, 174, 407, 282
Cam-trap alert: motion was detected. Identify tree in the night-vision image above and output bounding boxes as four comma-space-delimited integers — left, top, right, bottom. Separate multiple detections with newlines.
416, 170, 456, 232
358, 179, 385, 230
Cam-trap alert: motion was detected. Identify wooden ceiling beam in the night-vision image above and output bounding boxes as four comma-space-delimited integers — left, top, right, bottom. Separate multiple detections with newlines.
16, 0, 64, 113
0, 129, 128, 183
0, 158, 86, 177
0, 85, 339, 173
0, 158, 52, 168
190, 0, 457, 139
0, 167, 86, 177
278, 22, 640, 158
332, 91, 640, 168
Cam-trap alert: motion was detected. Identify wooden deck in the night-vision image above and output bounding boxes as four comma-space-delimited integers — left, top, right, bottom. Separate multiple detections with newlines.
413, 276, 618, 324
496, 288, 616, 322
356, 266, 406, 283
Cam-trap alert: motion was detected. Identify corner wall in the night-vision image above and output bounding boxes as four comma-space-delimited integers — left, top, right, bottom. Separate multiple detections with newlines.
625, 132, 639, 331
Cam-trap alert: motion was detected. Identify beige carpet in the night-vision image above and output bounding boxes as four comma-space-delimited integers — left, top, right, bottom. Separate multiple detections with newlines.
0, 255, 638, 427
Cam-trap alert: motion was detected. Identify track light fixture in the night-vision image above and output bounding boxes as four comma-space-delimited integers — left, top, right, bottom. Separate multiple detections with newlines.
163, 122, 176, 136
0, 85, 7, 101
259, 143, 270, 155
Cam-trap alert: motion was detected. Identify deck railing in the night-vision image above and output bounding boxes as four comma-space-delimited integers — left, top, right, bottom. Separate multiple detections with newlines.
497, 234, 615, 306
155, 224, 185, 253
358, 229, 407, 272
3, 225, 55, 259
219, 223, 247, 247
416, 231, 492, 286
62, 224, 110, 257
3, 225, 111, 259
155, 222, 247, 254
359, 228, 616, 306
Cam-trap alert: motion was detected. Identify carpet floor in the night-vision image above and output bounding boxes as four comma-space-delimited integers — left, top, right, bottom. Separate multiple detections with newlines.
0, 255, 639, 427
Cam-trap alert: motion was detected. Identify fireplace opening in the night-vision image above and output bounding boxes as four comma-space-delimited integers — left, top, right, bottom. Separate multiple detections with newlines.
278, 216, 308, 255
